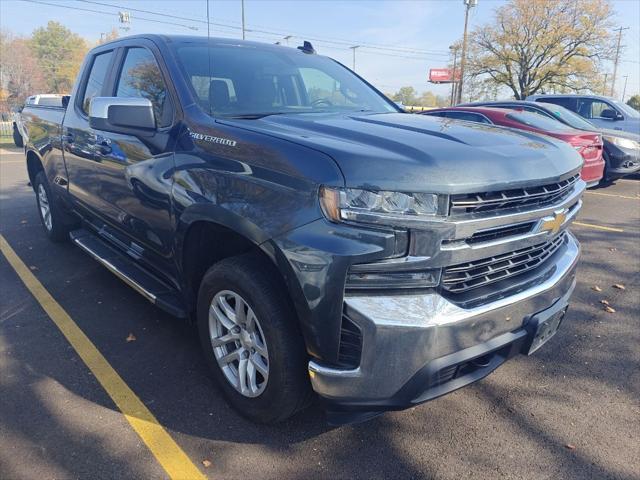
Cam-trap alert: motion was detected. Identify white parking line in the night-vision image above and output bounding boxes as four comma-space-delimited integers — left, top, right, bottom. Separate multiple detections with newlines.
585, 191, 639, 201
573, 221, 624, 233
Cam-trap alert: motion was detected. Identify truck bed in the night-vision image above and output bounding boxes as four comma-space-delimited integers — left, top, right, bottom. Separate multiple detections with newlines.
21, 104, 66, 150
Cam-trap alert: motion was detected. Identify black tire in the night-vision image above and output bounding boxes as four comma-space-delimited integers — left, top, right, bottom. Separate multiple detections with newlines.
34, 171, 71, 242
13, 125, 23, 148
598, 151, 615, 188
197, 252, 312, 423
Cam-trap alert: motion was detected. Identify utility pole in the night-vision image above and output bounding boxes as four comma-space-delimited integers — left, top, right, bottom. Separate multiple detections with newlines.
622, 75, 629, 102
457, 0, 477, 104
449, 45, 459, 106
350, 46, 360, 71
283, 35, 292, 46
610, 26, 629, 97
603, 73, 608, 95
241, 0, 246, 40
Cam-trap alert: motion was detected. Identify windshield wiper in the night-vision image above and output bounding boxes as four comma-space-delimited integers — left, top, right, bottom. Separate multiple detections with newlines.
222, 112, 293, 119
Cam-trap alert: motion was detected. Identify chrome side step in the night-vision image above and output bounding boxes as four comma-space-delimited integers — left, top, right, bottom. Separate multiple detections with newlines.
70, 229, 187, 318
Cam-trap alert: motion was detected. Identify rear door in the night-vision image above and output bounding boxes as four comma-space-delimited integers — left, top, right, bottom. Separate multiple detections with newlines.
93, 42, 178, 277
63, 48, 117, 210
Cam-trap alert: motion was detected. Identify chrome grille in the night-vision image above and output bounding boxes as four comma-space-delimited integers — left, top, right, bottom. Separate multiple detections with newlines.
465, 221, 536, 245
450, 174, 580, 215
442, 233, 566, 293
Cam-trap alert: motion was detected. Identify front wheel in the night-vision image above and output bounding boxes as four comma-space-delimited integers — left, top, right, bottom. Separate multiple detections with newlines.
197, 253, 312, 423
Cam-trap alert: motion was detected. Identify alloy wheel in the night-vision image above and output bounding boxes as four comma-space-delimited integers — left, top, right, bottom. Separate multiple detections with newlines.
38, 183, 52, 231
208, 290, 269, 397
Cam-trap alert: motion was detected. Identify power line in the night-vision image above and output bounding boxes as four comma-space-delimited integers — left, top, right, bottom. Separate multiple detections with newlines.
74, 0, 450, 57
21, 0, 448, 63
21, 0, 199, 30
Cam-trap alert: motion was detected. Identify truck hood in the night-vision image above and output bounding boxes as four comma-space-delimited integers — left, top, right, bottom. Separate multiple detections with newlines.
219, 112, 583, 193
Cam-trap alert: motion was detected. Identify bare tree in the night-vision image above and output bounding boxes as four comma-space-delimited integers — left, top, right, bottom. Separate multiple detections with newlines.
467, 0, 614, 99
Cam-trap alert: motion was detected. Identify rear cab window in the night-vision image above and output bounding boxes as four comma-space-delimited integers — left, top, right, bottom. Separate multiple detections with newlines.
80, 51, 114, 115
506, 111, 574, 131
447, 111, 492, 124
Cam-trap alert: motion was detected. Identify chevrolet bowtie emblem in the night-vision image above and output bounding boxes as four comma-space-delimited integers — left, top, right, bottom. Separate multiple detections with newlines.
538, 209, 568, 235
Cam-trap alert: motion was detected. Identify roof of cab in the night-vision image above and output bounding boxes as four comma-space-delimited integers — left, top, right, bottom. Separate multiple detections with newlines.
94, 34, 303, 53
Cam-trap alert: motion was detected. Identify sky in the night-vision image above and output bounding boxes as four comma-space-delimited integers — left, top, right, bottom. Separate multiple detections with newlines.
1, 0, 639, 100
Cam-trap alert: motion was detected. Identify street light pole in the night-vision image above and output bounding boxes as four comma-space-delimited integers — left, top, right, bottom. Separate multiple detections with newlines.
350, 46, 360, 71
241, 0, 246, 40
610, 26, 629, 97
456, 0, 477, 104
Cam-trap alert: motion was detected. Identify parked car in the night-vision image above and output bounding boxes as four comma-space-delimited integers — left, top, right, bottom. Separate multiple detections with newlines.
11, 94, 66, 148
526, 94, 640, 135
421, 106, 604, 187
21, 35, 584, 425
463, 100, 640, 185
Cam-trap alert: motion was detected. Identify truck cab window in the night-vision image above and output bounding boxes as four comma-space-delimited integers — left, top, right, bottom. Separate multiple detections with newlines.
116, 48, 171, 127
82, 51, 114, 114
577, 98, 612, 119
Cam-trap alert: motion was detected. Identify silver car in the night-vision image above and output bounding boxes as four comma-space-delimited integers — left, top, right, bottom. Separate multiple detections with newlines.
526, 94, 640, 135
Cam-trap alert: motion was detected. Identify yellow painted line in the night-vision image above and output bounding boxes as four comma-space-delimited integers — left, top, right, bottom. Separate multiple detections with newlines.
0, 234, 206, 480
573, 222, 624, 233
585, 191, 639, 200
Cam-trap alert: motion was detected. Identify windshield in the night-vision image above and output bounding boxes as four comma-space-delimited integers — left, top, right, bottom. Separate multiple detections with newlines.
612, 100, 640, 118
174, 43, 397, 117
506, 111, 576, 131
538, 102, 597, 130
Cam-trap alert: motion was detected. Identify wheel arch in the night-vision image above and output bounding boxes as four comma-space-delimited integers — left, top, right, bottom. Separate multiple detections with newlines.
176, 207, 302, 313
26, 149, 44, 190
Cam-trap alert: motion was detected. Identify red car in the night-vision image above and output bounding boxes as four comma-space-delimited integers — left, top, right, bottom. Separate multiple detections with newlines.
422, 106, 604, 186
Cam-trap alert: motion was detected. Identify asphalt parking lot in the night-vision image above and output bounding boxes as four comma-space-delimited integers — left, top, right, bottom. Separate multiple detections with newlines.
1, 145, 638, 480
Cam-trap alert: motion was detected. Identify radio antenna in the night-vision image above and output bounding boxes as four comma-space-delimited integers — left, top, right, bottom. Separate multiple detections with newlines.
206, 0, 212, 115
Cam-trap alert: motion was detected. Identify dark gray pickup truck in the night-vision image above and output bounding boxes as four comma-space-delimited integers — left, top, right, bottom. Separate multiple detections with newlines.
21, 35, 583, 424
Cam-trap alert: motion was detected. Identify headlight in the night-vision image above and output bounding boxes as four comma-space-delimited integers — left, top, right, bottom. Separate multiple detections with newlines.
320, 186, 442, 226
604, 136, 640, 150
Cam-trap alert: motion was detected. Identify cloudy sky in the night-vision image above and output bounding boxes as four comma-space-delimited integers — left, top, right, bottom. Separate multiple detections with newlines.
1, 0, 639, 100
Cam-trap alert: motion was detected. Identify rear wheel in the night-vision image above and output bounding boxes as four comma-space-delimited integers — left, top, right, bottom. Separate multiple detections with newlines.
197, 253, 312, 423
12, 125, 23, 148
34, 171, 71, 242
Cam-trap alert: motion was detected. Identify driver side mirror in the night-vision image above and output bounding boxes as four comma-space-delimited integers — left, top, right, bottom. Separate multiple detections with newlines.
600, 108, 623, 121
89, 97, 156, 134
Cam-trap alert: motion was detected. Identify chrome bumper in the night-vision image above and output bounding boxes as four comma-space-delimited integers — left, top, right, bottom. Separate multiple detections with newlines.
309, 232, 580, 404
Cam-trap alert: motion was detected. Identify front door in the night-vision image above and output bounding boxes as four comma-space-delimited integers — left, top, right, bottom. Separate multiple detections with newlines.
65, 43, 177, 280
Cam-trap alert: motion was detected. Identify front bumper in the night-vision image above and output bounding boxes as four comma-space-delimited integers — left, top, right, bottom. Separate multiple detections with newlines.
309, 232, 580, 424
606, 147, 640, 180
